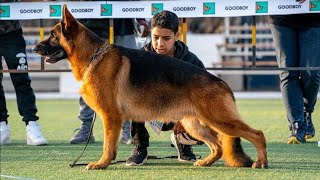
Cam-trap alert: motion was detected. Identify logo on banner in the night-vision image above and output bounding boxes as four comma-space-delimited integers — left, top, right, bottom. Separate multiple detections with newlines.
0, 5, 10, 17
310, 1, 320, 11
256, 2, 268, 13
225, 6, 248, 11
122, 7, 145, 12
151, 3, 163, 15
172, 7, 196, 12
101, 4, 112, 16
203, 2, 215, 15
277, 4, 302, 9
50, 5, 61, 17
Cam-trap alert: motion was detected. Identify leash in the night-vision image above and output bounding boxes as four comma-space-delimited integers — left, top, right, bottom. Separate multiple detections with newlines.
69, 113, 201, 167
69, 113, 96, 168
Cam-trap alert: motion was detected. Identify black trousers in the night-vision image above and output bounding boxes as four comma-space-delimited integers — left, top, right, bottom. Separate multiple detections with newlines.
131, 121, 175, 149
0, 29, 38, 123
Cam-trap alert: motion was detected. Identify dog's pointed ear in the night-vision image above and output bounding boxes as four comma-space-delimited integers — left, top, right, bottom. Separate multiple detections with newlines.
61, 5, 78, 37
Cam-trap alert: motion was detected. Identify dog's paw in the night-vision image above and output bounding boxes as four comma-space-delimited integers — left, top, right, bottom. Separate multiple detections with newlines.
86, 162, 108, 170
193, 160, 211, 167
252, 161, 268, 169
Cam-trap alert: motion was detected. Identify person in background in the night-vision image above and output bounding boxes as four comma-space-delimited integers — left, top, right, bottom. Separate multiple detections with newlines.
69, 0, 149, 145
0, 0, 47, 146
126, 10, 205, 166
268, 0, 320, 144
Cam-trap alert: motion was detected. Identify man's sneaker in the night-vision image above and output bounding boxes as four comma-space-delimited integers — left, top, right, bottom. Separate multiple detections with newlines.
125, 146, 148, 166
287, 121, 306, 144
0, 121, 11, 145
26, 121, 48, 146
304, 112, 315, 139
171, 133, 196, 162
69, 125, 95, 144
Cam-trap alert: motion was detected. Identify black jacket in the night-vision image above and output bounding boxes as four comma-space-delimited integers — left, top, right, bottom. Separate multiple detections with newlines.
141, 41, 205, 70
269, 14, 320, 28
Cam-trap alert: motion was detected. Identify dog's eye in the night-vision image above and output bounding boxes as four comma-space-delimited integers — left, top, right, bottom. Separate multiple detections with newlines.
50, 31, 55, 38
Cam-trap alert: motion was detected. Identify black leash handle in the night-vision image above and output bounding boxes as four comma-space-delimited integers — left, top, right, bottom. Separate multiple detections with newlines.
69, 113, 96, 168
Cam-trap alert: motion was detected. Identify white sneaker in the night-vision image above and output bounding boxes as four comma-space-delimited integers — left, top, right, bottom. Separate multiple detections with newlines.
26, 121, 48, 146
0, 121, 11, 145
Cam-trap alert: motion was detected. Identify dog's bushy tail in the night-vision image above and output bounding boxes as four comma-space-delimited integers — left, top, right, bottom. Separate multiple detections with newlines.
221, 136, 253, 167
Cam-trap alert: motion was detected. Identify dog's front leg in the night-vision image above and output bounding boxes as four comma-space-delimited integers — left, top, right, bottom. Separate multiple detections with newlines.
86, 113, 122, 170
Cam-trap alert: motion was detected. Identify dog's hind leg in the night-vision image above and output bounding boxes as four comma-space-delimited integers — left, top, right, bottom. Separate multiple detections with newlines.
220, 135, 253, 167
86, 112, 122, 170
199, 95, 268, 168
217, 122, 267, 169
180, 118, 222, 167
191, 87, 267, 168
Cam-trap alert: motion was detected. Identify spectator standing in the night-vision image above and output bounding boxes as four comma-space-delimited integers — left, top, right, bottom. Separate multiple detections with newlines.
0, 0, 47, 146
269, 1, 320, 144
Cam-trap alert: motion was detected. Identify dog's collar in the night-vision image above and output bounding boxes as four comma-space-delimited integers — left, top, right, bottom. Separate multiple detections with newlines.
91, 42, 111, 62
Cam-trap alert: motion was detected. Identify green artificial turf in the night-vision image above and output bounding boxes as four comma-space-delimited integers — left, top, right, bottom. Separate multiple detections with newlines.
0, 99, 319, 180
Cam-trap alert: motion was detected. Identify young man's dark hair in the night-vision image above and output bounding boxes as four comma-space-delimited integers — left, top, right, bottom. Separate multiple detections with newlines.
151, 10, 179, 34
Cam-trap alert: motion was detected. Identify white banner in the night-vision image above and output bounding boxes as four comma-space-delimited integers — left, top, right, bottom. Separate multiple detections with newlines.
0, 0, 319, 20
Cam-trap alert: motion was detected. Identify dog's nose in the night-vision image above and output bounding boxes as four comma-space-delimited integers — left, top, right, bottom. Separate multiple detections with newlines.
32, 45, 46, 56
32, 45, 41, 54
32, 46, 38, 52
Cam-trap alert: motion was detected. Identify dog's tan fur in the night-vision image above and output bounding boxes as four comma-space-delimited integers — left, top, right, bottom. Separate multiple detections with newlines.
34, 5, 268, 170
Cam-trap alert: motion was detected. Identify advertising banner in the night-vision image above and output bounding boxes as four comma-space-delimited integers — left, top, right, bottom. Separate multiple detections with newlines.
0, 0, 319, 20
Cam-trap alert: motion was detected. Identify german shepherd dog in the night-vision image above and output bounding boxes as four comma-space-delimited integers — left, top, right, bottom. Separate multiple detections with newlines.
34, 5, 268, 170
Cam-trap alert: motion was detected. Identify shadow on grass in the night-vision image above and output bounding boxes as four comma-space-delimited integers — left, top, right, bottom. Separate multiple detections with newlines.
239, 141, 320, 171
1, 140, 319, 171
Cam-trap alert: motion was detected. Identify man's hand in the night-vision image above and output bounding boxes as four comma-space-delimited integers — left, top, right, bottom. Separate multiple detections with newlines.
172, 121, 186, 135
296, 0, 306, 4
137, 19, 150, 37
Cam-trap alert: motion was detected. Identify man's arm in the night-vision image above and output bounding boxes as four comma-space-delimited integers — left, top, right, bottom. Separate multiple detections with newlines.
136, 19, 150, 37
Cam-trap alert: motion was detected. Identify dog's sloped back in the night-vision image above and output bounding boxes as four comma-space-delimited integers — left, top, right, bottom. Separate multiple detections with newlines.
116, 46, 221, 85
115, 46, 235, 102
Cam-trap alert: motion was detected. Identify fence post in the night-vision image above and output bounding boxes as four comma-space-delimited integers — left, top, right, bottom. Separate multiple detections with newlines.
182, 18, 187, 44
39, 19, 45, 71
109, 18, 114, 45
251, 16, 256, 68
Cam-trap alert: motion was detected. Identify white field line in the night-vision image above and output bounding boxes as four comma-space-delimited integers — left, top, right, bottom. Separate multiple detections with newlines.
0, 175, 39, 180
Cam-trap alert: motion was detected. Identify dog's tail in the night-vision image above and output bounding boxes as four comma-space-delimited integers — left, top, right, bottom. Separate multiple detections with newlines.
221, 136, 253, 167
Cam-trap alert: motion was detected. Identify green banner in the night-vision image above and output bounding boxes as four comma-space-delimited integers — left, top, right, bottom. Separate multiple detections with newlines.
101, 4, 112, 16
0, 5, 10, 17
50, 5, 61, 17
151, 3, 163, 15
256, 2, 268, 13
310, 1, 320, 11
203, 2, 215, 15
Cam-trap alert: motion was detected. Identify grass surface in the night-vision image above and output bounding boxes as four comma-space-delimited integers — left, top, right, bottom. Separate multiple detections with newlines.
1, 99, 320, 180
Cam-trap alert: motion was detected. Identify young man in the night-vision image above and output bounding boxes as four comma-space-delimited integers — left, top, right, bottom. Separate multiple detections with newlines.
126, 10, 205, 166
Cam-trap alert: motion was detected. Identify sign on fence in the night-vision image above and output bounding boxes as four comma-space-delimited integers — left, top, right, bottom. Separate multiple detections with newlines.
0, 0, 319, 20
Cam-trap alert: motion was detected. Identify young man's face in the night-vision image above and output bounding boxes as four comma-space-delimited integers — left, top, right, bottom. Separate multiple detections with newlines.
151, 27, 179, 57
